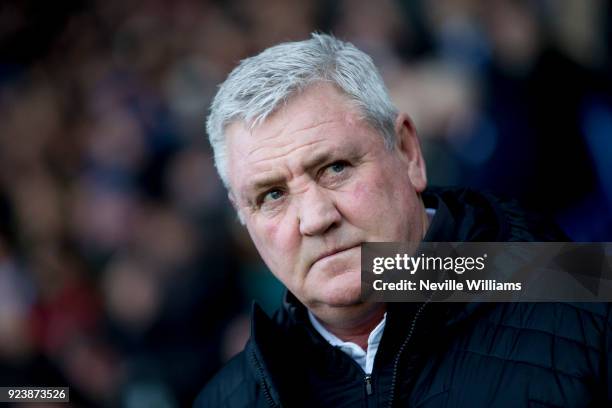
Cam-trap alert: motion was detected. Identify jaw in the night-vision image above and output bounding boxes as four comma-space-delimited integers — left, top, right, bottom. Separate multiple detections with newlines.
299, 248, 363, 307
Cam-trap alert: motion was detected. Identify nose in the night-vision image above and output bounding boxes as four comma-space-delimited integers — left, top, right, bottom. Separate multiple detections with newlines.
298, 185, 342, 236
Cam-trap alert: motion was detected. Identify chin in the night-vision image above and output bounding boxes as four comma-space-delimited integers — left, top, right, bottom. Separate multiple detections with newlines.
315, 271, 363, 307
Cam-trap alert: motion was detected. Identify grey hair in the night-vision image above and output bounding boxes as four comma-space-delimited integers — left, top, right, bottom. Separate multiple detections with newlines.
206, 33, 398, 189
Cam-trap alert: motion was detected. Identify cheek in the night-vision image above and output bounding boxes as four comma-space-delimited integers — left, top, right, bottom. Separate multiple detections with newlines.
352, 181, 368, 202
341, 174, 418, 239
249, 216, 300, 268
264, 221, 279, 239
342, 180, 389, 223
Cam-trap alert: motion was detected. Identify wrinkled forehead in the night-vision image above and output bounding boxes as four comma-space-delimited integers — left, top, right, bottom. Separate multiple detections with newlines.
227, 84, 367, 151
223, 86, 384, 192
245, 82, 366, 132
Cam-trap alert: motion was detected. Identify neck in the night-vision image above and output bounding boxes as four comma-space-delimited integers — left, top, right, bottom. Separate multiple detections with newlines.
314, 303, 386, 350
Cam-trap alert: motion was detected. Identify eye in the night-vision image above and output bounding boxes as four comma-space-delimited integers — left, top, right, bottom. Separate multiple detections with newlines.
329, 161, 346, 173
261, 188, 284, 204
322, 160, 351, 177
319, 160, 352, 186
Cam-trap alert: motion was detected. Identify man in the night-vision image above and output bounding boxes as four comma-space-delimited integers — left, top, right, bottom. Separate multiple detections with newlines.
195, 34, 611, 407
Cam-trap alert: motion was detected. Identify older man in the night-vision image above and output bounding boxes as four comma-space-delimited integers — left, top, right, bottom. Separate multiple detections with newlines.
195, 34, 610, 407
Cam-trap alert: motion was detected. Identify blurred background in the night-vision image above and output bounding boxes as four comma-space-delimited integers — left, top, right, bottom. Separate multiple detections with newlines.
0, 0, 611, 406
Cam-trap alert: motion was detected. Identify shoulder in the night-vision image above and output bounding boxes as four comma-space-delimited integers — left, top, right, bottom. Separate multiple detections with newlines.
423, 186, 568, 242
481, 302, 611, 351
193, 348, 258, 408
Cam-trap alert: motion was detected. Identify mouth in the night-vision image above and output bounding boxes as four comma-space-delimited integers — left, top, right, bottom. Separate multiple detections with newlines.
312, 244, 361, 267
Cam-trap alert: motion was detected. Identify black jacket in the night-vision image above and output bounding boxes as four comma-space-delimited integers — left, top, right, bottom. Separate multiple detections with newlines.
195, 187, 612, 407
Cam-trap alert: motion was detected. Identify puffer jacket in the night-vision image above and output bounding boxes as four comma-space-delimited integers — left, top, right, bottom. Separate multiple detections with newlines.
194, 187, 612, 407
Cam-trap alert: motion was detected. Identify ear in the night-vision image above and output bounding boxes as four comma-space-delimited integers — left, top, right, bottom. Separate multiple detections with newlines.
394, 114, 427, 193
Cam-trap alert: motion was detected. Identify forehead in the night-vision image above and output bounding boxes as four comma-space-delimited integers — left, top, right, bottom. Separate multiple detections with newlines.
225, 84, 382, 190
241, 84, 364, 147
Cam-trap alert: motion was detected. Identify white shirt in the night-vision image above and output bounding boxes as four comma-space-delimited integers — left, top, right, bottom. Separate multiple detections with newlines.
308, 310, 386, 374
307, 207, 437, 374
425, 207, 436, 220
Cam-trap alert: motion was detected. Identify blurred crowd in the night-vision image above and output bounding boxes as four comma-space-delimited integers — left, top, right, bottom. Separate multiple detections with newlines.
0, 0, 611, 406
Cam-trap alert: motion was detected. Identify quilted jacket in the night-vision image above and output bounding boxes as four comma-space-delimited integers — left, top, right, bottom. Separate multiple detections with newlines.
194, 187, 612, 407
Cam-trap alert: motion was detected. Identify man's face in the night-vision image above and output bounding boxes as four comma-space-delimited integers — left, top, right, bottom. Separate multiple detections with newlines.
226, 84, 427, 317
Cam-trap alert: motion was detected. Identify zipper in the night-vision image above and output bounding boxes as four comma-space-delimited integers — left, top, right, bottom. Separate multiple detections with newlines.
338, 348, 374, 398
387, 301, 429, 408
250, 348, 279, 408
365, 374, 373, 395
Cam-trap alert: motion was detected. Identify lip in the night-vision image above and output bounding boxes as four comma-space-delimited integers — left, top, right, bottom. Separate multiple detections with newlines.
312, 244, 360, 267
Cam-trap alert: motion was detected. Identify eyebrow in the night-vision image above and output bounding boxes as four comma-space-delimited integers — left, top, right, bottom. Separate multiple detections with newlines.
241, 151, 336, 199
303, 151, 334, 173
